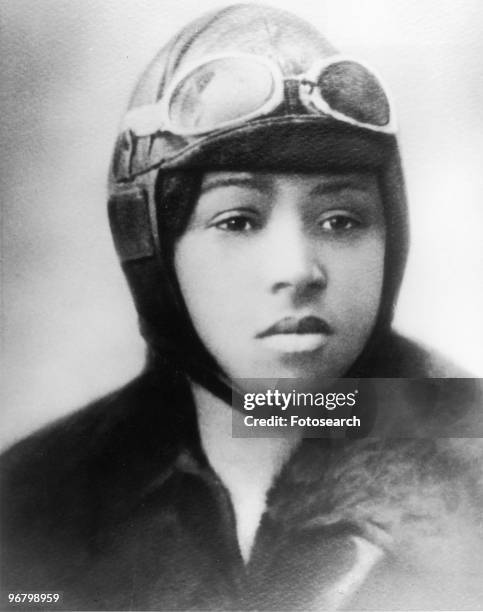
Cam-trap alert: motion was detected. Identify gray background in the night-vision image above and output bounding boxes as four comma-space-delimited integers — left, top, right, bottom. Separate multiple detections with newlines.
1, 0, 482, 450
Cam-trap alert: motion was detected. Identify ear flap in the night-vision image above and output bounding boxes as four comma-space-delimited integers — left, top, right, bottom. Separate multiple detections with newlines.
108, 188, 155, 263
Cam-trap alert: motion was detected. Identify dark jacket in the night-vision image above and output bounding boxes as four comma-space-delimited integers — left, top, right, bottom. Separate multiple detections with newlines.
2, 333, 483, 610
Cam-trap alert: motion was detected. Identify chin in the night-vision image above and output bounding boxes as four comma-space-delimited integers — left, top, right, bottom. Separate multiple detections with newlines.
232, 353, 335, 381
275, 348, 345, 379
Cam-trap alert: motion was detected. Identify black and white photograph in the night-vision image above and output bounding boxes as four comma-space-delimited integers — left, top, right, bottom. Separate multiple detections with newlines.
1, 1, 482, 610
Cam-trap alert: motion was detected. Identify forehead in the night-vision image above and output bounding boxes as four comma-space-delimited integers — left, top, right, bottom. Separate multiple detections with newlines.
199, 170, 379, 196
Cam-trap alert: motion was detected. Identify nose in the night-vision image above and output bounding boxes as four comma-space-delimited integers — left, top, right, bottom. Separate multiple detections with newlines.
260, 208, 327, 300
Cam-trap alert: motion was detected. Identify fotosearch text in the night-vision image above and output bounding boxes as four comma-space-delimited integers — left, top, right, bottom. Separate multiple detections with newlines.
244, 415, 361, 427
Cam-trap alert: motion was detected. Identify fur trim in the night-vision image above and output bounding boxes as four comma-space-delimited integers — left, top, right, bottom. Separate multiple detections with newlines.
266, 437, 483, 586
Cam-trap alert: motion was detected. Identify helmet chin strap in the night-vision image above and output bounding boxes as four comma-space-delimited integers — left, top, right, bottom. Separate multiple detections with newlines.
147, 341, 238, 408
146, 320, 390, 419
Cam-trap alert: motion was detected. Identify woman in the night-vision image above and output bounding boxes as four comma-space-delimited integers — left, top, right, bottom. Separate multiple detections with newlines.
2, 4, 482, 610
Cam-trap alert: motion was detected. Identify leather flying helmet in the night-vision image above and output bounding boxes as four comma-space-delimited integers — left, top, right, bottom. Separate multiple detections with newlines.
108, 4, 409, 395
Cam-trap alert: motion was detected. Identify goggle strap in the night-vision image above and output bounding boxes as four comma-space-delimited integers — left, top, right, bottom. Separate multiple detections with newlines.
284, 79, 303, 113
123, 103, 165, 137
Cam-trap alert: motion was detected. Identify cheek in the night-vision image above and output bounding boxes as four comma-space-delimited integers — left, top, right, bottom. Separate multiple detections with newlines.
174, 233, 249, 340
326, 235, 385, 326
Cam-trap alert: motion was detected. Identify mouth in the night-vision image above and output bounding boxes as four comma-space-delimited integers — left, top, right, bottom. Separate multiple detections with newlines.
256, 316, 333, 353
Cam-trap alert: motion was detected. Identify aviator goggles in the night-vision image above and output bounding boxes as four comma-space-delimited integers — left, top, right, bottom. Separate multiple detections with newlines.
124, 53, 396, 139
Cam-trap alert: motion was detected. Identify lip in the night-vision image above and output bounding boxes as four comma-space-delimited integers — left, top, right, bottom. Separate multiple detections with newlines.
258, 333, 330, 353
256, 315, 333, 338
256, 316, 333, 354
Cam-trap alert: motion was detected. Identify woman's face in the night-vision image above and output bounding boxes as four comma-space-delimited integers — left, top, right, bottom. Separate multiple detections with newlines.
174, 171, 385, 380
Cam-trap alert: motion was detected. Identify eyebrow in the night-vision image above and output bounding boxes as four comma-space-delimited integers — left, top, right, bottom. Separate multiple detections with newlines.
200, 173, 272, 195
200, 172, 375, 198
308, 174, 374, 197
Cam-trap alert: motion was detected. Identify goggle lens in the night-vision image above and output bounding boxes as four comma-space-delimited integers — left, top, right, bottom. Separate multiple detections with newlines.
316, 60, 390, 127
168, 58, 276, 132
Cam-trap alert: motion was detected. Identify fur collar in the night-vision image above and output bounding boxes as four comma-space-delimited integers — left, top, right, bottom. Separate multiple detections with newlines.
263, 435, 483, 607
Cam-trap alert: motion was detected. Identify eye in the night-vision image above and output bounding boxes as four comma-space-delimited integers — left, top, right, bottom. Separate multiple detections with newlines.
214, 213, 258, 233
319, 214, 360, 232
